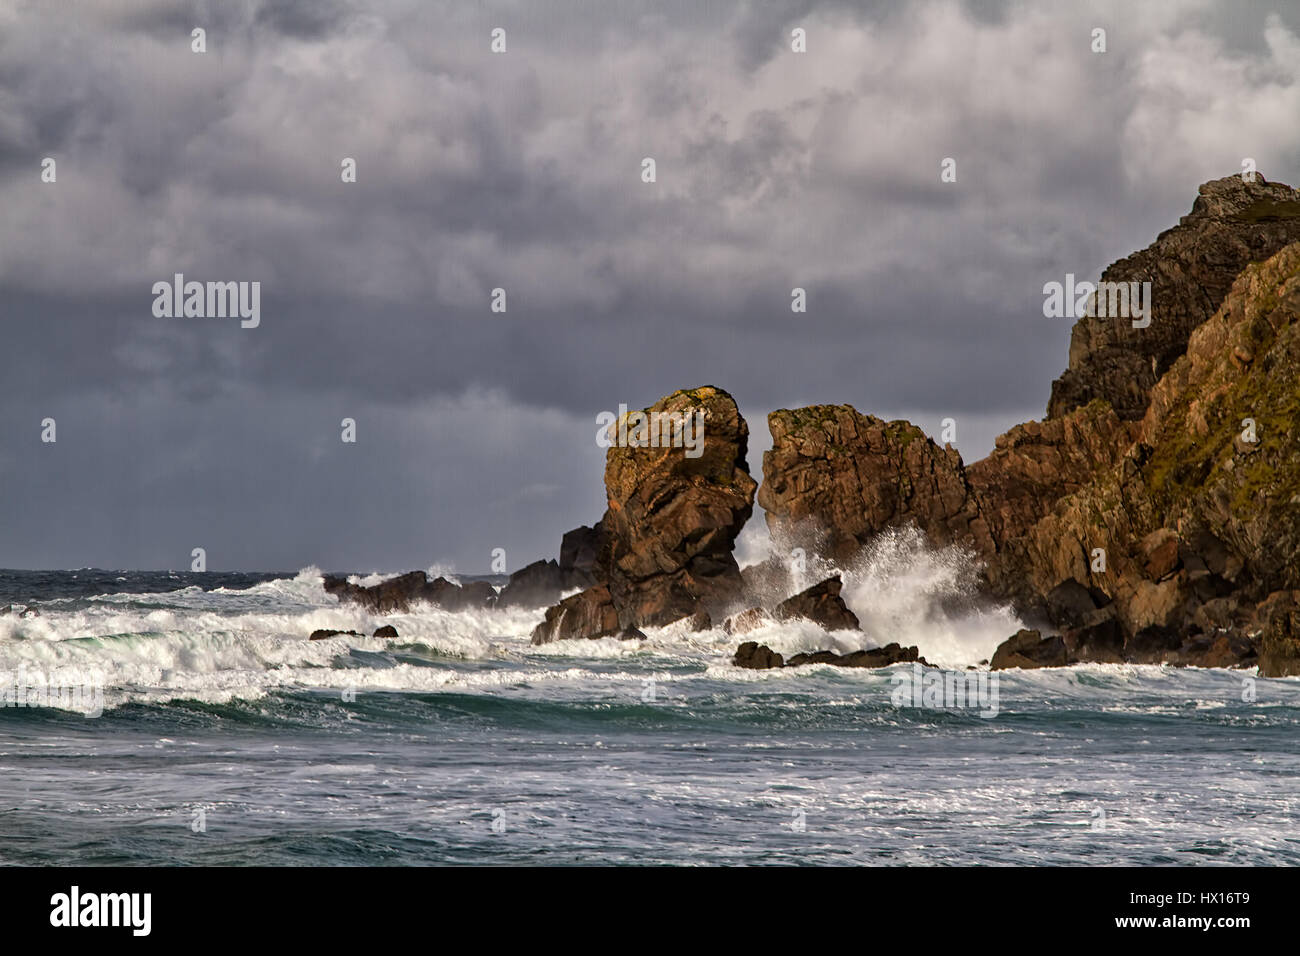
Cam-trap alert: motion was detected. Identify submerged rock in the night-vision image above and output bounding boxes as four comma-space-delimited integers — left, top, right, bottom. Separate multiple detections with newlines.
733, 640, 923, 670
309, 628, 364, 641
323, 571, 496, 613
786, 643, 922, 668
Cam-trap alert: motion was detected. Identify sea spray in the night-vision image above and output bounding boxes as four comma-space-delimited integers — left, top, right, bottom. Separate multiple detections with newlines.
735, 524, 1021, 668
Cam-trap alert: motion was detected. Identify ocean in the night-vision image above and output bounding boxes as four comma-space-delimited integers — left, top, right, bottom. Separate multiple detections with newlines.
3, 531, 1298, 866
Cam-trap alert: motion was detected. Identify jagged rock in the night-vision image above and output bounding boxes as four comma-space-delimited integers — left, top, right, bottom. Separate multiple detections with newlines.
990, 629, 1070, 670
758, 406, 989, 565
458, 580, 500, 609
324, 571, 494, 613
1047, 174, 1300, 421
733, 641, 785, 669
309, 628, 364, 641
773, 575, 860, 630
559, 524, 603, 579
757, 400, 1136, 597
995, 619, 1256, 669
1124, 625, 1183, 664
732, 640, 923, 670
757, 180, 1300, 672
498, 559, 578, 609
427, 576, 497, 611
1026, 238, 1300, 640
530, 585, 622, 644
373, 625, 399, 639
686, 610, 712, 631
786, 643, 922, 668
321, 571, 430, 613
595, 386, 757, 629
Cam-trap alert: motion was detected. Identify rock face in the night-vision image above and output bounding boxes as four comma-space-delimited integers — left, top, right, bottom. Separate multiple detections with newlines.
723, 606, 770, 635
758, 407, 989, 565
756, 175, 1300, 674
758, 400, 1136, 598
529, 386, 759, 640
1047, 175, 1300, 421
1023, 239, 1300, 670
773, 576, 860, 630
530, 585, 623, 644
595, 386, 758, 629
1256, 591, 1300, 677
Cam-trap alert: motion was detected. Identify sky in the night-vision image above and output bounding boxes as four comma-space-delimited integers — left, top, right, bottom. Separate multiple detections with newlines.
1, 0, 1299, 572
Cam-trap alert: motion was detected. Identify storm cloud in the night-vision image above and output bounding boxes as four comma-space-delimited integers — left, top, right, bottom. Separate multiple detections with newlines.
2, 0, 1298, 571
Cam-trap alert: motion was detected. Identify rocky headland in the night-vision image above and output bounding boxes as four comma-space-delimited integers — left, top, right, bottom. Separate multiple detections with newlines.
319, 174, 1300, 677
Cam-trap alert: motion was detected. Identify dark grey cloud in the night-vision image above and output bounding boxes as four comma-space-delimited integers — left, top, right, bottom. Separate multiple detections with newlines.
1, 0, 1298, 571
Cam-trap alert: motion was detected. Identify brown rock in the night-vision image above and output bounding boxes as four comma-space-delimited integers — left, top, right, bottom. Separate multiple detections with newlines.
1044, 579, 1101, 628
1047, 174, 1300, 421
990, 629, 1070, 670
1179, 631, 1257, 668
1124, 625, 1184, 664
773, 575, 860, 630
596, 386, 757, 629
1139, 529, 1181, 581
530, 585, 621, 644
733, 641, 785, 669
373, 625, 399, 639
758, 406, 990, 566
